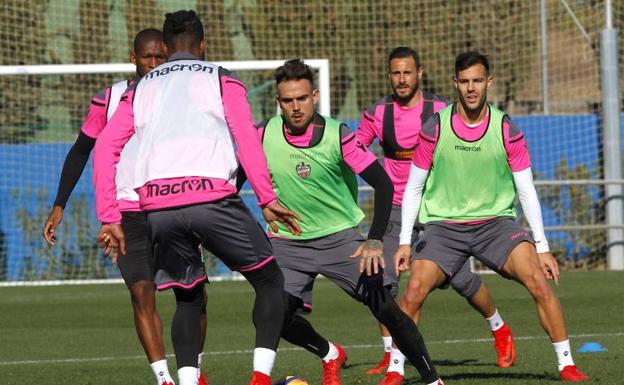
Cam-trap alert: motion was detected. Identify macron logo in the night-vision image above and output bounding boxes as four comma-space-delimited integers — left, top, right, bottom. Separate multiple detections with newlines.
146, 178, 212, 197
145, 63, 214, 80
454, 144, 481, 152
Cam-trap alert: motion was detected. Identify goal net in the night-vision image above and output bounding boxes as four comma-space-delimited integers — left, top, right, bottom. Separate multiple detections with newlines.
0, 59, 329, 286
1, 1, 623, 285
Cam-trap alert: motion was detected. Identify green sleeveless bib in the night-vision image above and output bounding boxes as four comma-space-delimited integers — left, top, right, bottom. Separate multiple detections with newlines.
419, 104, 517, 223
263, 115, 364, 239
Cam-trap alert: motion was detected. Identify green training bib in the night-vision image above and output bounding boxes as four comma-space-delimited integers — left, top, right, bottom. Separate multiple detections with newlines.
419, 104, 517, 223
263, 115, 365, 239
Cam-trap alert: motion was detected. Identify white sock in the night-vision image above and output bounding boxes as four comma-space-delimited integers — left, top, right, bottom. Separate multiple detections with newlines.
253, 347, 276, 376
486, 309, 505, 331
178, 366, 198, 385
553, 339, 575, 371
382, 336, 393, 353
150, 359, 175, 385
196, 353, 203, 378
322, 342, 339, 363
427, 379, 442, 385
387, 347, 406, 376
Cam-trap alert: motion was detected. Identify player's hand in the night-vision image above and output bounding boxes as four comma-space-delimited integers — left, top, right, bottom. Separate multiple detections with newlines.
98, 224, 126, 264
262, 201, 302, 235
42, 206, 64, 246
393, 244, 412, 277
350, 239, 385, 276
537, 252, 560, 285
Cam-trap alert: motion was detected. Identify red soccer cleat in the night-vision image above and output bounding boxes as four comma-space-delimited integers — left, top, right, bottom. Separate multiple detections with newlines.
366, 352, 390, 374
322, 343, 347, 385
376, 371, 404, 385
248, 371, 271, 385
492, 324, 516, 368
560, 365, 590, 382
198, 370, 209, 385
161, 382, 174, 385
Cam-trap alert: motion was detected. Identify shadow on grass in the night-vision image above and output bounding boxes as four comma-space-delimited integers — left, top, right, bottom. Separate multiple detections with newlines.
346, 358, 491, 371
403, 371, 556, 384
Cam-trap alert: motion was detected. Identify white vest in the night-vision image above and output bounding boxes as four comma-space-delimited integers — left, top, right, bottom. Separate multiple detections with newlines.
132, 60, 237, 188
106, 80, 140, 202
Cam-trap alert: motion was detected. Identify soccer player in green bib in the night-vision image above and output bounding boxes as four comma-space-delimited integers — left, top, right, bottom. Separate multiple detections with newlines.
394, 51, 589, 383
252, 59, 445, 385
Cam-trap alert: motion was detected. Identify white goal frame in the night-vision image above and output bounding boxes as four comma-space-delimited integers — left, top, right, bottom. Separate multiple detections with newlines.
0, 59, 330, 287
0, 59, 331, 116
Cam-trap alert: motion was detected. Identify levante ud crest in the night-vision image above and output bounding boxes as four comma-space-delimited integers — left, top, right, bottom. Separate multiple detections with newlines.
296, 161, 312, 178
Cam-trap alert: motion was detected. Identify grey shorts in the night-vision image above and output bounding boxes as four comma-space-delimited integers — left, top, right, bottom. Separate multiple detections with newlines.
271, 227, 391, 305
388, 205, 481, 299
414, 216, 534, 279
146, 195, 272, 290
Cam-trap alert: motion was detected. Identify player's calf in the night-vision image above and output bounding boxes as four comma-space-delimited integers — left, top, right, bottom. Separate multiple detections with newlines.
240, 259, 285, 382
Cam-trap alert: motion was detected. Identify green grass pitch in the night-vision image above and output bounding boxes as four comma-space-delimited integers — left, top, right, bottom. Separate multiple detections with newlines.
1, 271, 622, 384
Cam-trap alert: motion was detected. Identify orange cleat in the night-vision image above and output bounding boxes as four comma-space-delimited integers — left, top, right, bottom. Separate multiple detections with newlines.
376, 371, 404, 385
492, 324, 516, 368
322, 343, 347, 385
248, 371, 271, 385
560, 365, 590, 382
366, 352, 390, 375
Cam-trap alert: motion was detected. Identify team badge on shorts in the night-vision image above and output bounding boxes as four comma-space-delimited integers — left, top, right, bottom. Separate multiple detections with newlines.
296, 161, 312, 178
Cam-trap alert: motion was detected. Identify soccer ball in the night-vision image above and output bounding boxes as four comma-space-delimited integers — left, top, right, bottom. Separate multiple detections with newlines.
273, 376, 309, 385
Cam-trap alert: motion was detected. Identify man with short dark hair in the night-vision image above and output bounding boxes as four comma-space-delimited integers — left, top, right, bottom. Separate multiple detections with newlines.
358, 47, 516, 380
252, 58, 445, 385
42, 28, 212, 385
93, 10, 300, 385
394, 51, 590, 383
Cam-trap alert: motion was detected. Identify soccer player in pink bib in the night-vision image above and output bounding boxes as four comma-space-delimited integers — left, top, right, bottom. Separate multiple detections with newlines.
42, 29, 210, 385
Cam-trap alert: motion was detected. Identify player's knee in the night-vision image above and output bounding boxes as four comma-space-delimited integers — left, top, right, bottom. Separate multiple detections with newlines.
173, 285, 205, 308
402, 277, 428, 313
129, 280, 156, 309
523, 270, 553, 301
452, 274, 481, 299
241, 259, 284, 290
282, 292, 301, 324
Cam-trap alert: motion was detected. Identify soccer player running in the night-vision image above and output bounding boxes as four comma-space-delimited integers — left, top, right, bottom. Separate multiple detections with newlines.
395, 51, 590, 382
92, 10, 300, 385
357, 47, 516, 380
41, 29, 211, 385
257, 59, 444, 385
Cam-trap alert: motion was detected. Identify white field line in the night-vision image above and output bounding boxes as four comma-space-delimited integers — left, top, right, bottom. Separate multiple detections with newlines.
1, 332, 621, 366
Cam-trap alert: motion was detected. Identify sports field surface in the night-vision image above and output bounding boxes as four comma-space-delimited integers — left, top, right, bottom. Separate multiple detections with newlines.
1, 271, 622, 385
